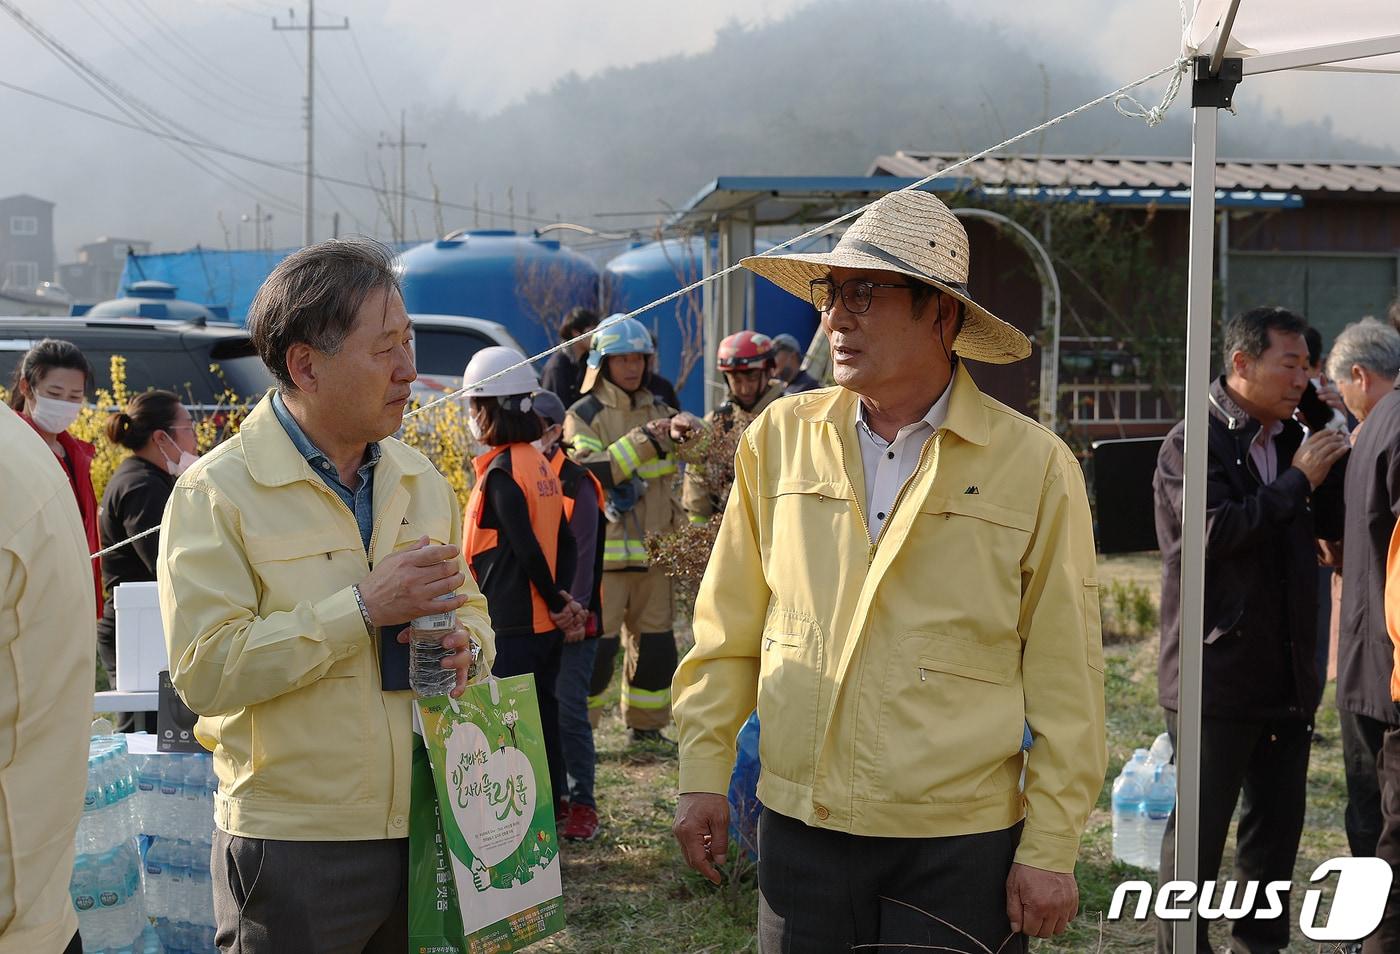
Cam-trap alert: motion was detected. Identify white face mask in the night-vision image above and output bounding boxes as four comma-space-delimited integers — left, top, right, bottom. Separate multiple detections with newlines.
28, 394, 83, 434
467, 415, 485, 442
159, 441, 199, 477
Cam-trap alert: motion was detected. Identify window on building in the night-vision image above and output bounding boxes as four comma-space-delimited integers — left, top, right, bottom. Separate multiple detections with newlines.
2, 261, 40, 289
9, 216, 39, 236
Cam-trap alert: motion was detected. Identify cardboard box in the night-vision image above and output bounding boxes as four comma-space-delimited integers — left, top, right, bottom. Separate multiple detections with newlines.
114, 581, 168, 692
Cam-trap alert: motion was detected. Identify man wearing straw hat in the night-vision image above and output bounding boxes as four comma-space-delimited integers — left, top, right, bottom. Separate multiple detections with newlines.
672, 190, 1105, 951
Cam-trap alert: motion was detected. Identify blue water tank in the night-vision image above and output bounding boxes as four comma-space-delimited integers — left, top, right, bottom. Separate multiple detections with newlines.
604, 237, 818, 413
75, 280, 229, 323
396, 230, 599, 362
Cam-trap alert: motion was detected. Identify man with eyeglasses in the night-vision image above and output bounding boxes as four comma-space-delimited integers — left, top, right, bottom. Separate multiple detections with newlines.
671, 191, 1105, 953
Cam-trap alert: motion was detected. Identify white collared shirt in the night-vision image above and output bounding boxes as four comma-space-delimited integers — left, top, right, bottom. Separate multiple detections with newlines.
855, 384, 953, 543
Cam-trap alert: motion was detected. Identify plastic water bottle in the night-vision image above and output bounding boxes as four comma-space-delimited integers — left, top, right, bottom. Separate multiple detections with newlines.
95, 849, 130, 949
1111, 767, 1147, 866
70, 855, 100, 946
78, 759, 105, 857
1142, 765, 1176, 872
183, 758, 208, 835
144, 836, 169, 922
1149, 731, 1173, 768
135, 754, 160, 835
409, 594, 460, 698
157, 757, 183, 840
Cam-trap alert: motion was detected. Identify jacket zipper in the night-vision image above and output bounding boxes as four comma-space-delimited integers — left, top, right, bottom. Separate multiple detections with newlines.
833, 427, 943, 565
878, 432, 942, 551
832, 426, 875, 564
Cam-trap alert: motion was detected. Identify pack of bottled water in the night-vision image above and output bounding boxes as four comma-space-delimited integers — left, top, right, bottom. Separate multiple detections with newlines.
1110, 732, 1177, 870
137, 751, 218, 954
69, 735, 162, 953
71, 737, 218, 953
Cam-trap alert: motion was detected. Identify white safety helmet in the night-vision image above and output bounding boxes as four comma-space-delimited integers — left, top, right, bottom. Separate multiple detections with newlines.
461, 346, 540, 405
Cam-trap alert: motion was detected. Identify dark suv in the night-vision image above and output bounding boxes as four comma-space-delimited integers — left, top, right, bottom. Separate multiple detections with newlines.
0, 317, 274, 409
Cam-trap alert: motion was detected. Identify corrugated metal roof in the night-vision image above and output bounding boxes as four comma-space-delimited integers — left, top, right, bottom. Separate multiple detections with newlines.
870, 152, 1400, 194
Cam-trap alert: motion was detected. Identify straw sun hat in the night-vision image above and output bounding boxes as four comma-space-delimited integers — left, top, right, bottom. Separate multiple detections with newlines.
740, 190, 1031, 365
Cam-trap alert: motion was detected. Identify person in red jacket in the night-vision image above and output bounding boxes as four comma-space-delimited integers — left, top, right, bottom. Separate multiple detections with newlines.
8, 338, 101, 615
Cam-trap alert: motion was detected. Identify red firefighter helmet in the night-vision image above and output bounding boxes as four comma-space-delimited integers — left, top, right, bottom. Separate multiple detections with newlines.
716, 330, 776, 372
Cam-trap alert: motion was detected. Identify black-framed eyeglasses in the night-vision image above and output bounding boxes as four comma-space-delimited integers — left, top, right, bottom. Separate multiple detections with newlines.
809, 277, 915, 315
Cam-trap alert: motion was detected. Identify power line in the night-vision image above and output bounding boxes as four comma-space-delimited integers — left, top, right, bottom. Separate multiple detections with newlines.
348, 30, 395, 127
70, 0, 296, 131
0, 1, 303, 217
0, 76, 561, 226
123, 0, 300, 115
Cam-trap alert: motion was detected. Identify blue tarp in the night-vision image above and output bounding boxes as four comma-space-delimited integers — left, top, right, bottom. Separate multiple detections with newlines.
117, 247, 294, 325
118, 244, 418, 324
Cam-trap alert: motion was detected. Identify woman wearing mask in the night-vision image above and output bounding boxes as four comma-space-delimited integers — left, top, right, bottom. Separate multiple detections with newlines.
98, 390, 197, 729
9, 338, 101, 614
461, 347, 584, 820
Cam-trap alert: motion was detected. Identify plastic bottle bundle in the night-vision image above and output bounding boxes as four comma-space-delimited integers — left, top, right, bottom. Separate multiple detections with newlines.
69, 737, 159, 953
71, 843, 147, 953
137, 752, 216, 953
149, 835, 217, 954
76, 740, 141, 858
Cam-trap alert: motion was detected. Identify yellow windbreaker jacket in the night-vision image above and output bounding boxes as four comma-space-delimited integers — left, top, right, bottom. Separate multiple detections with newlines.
157, 395, 494, 842
0, 405, 94, 953
673, 366, 1106, 872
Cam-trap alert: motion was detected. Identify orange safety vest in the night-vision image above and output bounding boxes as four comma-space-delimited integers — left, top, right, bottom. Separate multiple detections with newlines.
550, 446, 605, 522
464, 442, 565, 635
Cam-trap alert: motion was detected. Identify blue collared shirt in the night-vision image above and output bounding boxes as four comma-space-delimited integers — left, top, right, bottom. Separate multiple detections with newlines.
271, 391, 381, 554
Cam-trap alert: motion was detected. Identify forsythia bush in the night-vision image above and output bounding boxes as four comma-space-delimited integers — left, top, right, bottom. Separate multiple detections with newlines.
399, 395, 476, 511
5, 354, 477, 511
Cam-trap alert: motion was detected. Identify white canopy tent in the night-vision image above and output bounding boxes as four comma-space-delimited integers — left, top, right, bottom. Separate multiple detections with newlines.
1173, 3, 1400, 950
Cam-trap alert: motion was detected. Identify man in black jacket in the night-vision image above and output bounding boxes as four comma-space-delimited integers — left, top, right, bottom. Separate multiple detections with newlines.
1153, 306, 1348, 954
540, 307, 599, 410
1329, 318, 1400, 876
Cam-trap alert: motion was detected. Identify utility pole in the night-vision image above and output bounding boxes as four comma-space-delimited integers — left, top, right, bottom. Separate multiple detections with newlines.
273, 1, 348, 247
378, 110, 426, 243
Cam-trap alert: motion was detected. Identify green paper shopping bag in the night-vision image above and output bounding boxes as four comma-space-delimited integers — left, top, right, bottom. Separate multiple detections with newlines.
416, 675, 565, 954
410, 721, 467, 954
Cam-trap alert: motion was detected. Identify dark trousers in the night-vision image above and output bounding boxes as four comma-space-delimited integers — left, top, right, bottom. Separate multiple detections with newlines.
492, 631, 566, 814
1364, 726, 1400, 953
756, 808, 1027, 954
1314, 566, 1333, 709
211, 832, 407, 954
1340, 709, 1390, 857
1155, 711, 1312, 954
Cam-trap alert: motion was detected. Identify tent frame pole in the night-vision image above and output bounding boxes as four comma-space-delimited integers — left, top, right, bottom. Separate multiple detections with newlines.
1174, 53, 1239, 954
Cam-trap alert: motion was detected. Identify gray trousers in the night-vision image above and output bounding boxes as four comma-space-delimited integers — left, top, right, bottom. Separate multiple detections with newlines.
212, 830, 408, 954
756, 808, 1028, 954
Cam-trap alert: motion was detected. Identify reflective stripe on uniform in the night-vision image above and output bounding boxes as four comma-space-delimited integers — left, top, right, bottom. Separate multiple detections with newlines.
637, 458, 676, 479
587, 693, 610, 710
688, 513, 709, 525
624, 685, 671, 710
609, 437, 643, 478
573, 434, 605, 454
604, 539, 650, 562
